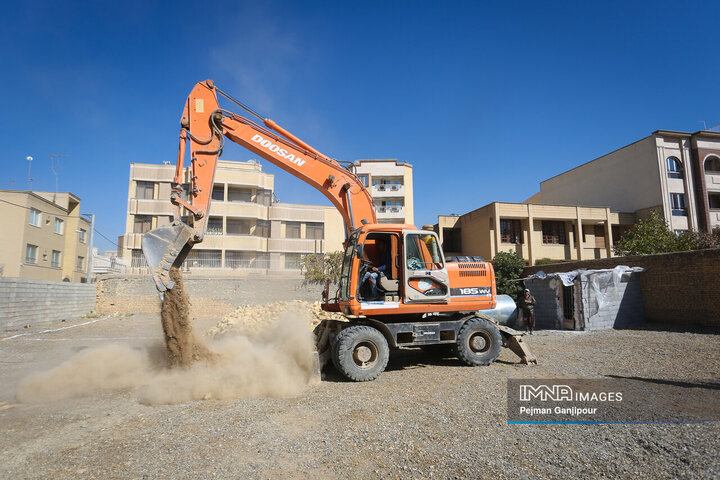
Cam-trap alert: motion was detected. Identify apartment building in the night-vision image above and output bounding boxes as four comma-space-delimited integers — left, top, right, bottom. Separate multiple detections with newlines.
436, 202, 636, 266
0, 190, 91, 282
533, 130, 720, 234
120, 160, 345, 274
352, 159, 414, 225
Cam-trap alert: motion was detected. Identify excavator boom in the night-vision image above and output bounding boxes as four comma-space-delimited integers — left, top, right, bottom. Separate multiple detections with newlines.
143, 80, 376, 292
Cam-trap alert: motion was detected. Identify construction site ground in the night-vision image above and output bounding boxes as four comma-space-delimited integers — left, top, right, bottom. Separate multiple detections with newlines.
1, 312, 719, 480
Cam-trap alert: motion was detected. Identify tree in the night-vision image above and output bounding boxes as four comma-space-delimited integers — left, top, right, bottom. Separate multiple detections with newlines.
613, 211, 680, 256
613, 211, 720, 256
299, 251, 344, 285
491, 251, 525, 299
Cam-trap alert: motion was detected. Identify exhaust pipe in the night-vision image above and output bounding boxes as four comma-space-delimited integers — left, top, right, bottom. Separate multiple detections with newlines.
142, 221, 195, 292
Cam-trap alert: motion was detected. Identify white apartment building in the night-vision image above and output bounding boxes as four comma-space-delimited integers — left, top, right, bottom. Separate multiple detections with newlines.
352, 159, 414, 225
120, 160, 345, 275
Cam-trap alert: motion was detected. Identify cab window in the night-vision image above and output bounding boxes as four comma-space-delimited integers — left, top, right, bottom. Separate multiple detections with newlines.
405, 234, 443, 270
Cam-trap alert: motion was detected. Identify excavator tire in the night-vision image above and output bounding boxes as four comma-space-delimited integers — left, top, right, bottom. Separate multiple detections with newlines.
333, 325, 389, 382
456, 317, 503, 367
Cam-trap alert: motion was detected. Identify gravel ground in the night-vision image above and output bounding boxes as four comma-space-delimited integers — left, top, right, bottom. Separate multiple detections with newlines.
1, 312, 719, 479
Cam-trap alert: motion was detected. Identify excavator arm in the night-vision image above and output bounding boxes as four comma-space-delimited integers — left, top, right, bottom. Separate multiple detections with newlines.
142, 80, 376, 292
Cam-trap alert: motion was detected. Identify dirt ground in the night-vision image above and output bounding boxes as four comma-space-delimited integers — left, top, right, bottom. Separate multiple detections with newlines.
1, 312, 719, 479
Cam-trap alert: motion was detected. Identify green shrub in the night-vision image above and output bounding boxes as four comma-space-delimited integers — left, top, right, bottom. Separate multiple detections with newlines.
491, 251, 525, 299
534, 258, 556, 266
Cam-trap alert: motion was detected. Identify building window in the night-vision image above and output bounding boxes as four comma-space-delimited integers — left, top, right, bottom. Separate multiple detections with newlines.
666, 157, 683, 179
133, 216, 151, 234
227, 218, 251, 235
500, 219, 523, 244
542, 221, 566, 244
207, 217, 223, 235
51, 250, 61, 268
25, 244, 38, 264
29, 208, 40, 227
705, 156, 720, 172
358, 174, 369, 187
76, 256, 85, 271
257, 189, 272, 206
79, 228, 87, 243
211, 185, 224, 201
285, 221, 301, 239
255, 220, 270, 237
285, 253, 303, 269
136, 181, 155, 199
228, 187, 252, 203
670, 193, 686, 216
54, 218, 64, 234
674, 229, 687, 236
306, 222, 324, 240
594, 225, 606, 249
709, 193, 720, 210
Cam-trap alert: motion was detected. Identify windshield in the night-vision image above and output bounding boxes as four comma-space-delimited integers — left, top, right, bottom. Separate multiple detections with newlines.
406, 233, 444, 270
339, 231, 359, 301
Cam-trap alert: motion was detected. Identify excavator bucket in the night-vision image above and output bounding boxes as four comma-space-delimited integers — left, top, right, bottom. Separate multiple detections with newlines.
142, 222, 194, 293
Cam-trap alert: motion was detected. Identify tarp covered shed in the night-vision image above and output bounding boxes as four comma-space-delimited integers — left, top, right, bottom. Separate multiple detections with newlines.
522, 266, 645, 331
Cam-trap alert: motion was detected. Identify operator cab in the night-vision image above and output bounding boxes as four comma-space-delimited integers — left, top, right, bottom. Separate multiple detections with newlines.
338, 227, 450, 311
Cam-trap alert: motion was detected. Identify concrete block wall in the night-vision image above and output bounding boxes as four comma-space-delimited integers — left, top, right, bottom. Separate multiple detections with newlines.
523, 278, 562, 330
524, 248, 720, 327
580, 272, 645, 330
0, 278, 96, 331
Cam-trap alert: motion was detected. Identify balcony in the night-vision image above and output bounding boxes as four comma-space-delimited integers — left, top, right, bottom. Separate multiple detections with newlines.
372, 184, 404, 197
376, 206, 405, 219
129, 199, 174, 215
268, 238, 325, 253
201, 235, 267, 250
209, 201, 268, 219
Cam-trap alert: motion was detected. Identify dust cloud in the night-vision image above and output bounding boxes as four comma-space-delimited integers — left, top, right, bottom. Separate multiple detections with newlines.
16, 310, 317, 405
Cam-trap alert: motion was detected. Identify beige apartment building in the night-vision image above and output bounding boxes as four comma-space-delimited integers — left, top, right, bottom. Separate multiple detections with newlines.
0, 190, 91, 282
351, 159, 414, 225
436, 202, 636, 265
120, 160, 345, 274
533, 130, 720, 234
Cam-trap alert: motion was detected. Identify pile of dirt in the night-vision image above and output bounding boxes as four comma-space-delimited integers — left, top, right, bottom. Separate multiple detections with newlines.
207, 300, 346, 337
161, 268, 212, 367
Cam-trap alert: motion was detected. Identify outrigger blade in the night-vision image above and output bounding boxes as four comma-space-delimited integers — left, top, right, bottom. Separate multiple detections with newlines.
142, 222, 194, 293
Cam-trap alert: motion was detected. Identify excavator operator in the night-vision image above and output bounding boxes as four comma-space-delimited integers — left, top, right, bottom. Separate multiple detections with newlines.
362, 238, 391, 300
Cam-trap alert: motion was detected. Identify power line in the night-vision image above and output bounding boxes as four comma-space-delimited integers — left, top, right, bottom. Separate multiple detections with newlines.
93, 227, 120, 248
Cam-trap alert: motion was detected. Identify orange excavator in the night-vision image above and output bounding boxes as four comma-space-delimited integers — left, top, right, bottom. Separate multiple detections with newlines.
143, 80, 535, 381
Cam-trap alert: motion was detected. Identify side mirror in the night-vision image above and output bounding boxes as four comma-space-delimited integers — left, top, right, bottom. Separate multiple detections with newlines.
355, 244, 364, 258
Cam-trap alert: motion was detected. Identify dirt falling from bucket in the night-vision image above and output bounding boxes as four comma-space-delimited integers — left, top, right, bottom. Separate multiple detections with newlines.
161, 268, 211, 367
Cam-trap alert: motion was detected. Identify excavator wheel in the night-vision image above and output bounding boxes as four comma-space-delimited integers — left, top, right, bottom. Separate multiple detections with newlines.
456, 317, 503, 367
332, 325, 389, 382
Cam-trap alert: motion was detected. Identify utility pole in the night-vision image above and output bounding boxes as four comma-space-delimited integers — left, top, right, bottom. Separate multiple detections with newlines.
26, 156, 33, 190
84, 213, 95, 283
50, 154, 70, 202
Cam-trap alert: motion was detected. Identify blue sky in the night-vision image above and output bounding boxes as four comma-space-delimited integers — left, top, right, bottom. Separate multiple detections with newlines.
2, 0, 719, 252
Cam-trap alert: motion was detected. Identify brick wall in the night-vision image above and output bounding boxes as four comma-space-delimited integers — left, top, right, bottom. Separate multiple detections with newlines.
524, 248, 720, 327
0, 278, 96, 331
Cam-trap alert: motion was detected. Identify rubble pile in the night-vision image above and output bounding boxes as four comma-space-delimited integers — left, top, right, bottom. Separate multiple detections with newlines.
207, 300, 346, 337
